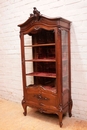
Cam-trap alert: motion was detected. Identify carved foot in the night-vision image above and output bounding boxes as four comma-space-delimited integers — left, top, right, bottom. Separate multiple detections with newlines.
23, 108, 27, 116
69, 113, 72, 117
59, 104, 63, 127
59, 112, 63, 127
68, 100, 73, 117
60, 122, 63, 127
22, 99, 27, 116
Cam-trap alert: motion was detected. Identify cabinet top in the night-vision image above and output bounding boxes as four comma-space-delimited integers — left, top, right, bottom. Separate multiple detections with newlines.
18, 7, 71, 32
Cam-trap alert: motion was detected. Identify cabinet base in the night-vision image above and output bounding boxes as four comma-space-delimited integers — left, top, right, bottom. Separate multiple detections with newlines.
21, 100, 72, 128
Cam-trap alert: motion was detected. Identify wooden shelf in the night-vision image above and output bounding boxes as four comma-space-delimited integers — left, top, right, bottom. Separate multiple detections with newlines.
24, 43, 55, 47
25, 58, 56, 62
26, 72, 56, 78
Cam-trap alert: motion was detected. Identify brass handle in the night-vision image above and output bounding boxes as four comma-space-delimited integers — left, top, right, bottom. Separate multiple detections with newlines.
34, 94, 49, 100
39, 103, 43, 106
44, 97, 48, 100
34, 94, 42, 99
38, 95, 42, 99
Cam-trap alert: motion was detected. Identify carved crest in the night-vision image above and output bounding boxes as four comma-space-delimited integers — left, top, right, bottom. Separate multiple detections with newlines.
30, 7, 40, 21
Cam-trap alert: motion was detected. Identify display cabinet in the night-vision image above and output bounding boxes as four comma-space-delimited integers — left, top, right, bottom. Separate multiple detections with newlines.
18, 7, 72, 127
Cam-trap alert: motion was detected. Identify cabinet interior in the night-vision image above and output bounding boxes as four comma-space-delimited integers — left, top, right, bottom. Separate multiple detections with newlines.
25, 29, 56, 92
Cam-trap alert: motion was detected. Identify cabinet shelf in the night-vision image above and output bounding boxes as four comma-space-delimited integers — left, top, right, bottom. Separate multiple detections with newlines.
24, 43, 55, 47
25, 58, 56, 62
26, 72, 56, 78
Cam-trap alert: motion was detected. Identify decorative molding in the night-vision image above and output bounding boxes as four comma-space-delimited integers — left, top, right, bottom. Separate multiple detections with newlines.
34, 26, 40, 30
59, 104, 63, 112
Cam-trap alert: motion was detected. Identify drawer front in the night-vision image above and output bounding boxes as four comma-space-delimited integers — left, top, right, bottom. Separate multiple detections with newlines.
39, 92, 56, 106
26, 92, 40, 103
26, 87, 42, 103
26, 89, 56, 107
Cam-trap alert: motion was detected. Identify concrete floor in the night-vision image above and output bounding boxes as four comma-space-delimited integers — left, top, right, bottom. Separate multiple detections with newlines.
0, 98, 87, 130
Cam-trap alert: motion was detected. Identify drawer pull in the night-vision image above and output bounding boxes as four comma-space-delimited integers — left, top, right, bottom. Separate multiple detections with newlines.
34, 94, 49, 100
38, 95, 42, 99
39, 103, 44, 106
34, 94, 42, 100
44, 97, 48, 100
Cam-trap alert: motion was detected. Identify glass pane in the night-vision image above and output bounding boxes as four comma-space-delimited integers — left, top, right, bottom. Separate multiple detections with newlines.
25, 62, 33, 74
23, 30, 56, 93
24, 47, 32, 60
24, 34, 32, 60
61, 30, 69, 91
24, 34, 32, 46
24, 34, 34, 86
26, 76, 34, 86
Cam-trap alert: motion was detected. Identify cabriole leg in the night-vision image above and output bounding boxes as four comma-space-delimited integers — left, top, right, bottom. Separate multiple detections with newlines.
68, 100, 73, 117
59, 113, 63, 127
22, 99, 27, 116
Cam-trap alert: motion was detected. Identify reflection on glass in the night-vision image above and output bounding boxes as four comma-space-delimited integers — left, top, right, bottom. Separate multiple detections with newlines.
26, 76, 34, 86
24, 34, 32, 46
24, 47, 32, 60
61, 30, 69, 91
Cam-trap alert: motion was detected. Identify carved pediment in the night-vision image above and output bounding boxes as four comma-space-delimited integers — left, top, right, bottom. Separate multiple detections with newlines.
18, 7, 71, 33
18, 7, 41, 28
30, 7, 40, 21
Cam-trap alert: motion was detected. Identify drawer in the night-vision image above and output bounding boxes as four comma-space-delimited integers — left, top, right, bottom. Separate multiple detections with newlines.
39, 92, 56, 106
26, 93, 38, 103
26, 90, 56, 107
26, 92, 56, 106
26, 87, 41, 103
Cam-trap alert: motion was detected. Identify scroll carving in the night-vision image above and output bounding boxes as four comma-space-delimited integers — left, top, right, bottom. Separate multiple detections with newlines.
59, 104, 63, 112
34, 26, 40, 30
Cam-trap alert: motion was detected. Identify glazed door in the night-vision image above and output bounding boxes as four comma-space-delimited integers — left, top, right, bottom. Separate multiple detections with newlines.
24, 26, 57, 93
61, 30, 70, 92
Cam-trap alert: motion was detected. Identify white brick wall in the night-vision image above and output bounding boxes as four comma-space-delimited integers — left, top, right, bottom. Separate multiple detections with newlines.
0, 0, 87, 120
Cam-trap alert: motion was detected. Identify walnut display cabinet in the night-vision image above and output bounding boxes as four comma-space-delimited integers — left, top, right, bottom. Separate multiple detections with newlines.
18, 7, 72, 127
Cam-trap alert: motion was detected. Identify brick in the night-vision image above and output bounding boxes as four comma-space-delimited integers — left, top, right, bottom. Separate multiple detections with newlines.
65, 0, 81, 5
